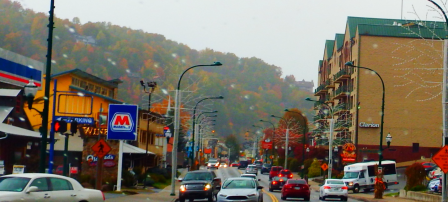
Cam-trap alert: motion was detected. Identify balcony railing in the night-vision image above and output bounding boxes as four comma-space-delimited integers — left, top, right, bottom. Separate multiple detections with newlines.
334, 85, 353, 99
333, 138, 352, 145
334, 103, 349, 114
333, 67, 354, 83
314, 83, 328, 95
334, 120, 352, 130
325, 79, 335, 89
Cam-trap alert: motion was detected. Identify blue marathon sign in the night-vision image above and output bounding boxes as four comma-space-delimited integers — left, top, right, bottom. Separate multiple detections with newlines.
54, 116, 94, 124
107, 104, 138, 141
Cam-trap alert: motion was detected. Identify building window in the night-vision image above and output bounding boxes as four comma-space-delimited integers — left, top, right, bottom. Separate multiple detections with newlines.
87, 83, 94, 92
109, 89, 114, 98
79, 80, 87, 89
72, 77, 80, 86
95, 86, 101, 94
101, 87, 108, 96
412, 143, 419, 153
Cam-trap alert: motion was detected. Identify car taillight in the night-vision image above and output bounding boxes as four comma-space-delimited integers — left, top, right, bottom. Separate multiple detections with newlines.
102, 191, 105, 201
342, 186, 348, 190
284, 184, 293, 189
289, 174, 293, 178
279, 174, 282, 177
279, 179, 283, 182
273, 181, 277, 185
323, 186, 331, 189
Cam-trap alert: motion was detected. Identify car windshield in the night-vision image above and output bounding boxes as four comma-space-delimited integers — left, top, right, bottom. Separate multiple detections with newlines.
223, 180, 255, 189
263, 164, 271, 167
241, 175, 256, 179
281, 171, 291, 174
0, 177, 31, 192
343, 172, 359, 179
255, 161, 262, 165
273, 177, 288, 181
288, 180, 306, 184
209, 160, 218, 163
327, 180, 345, 185
182, 172, 213, 181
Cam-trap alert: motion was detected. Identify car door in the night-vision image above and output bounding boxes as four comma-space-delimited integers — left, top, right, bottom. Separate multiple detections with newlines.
23, 177, 53, 201
48, 177, 77, 202
358, 171, 367, 186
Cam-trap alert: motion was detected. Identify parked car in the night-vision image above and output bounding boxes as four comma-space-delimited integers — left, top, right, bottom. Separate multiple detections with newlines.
281, 179, 310, 201
269, 166, 283, 180
238, 160, 249, 169
421, 162, 437, 169
278, 169, 293, 179
261, 163, 271, 174
319, 179, 348, 201
254, 160, 263, 169
0, 173, 105, 202
230, 163, 239, 167
428, 167, 442, 179
240, 174, 260, 181
245, 165, 258, 176
217, 177, 263, 202
54, 165, 63, 175
207, 159, 220, 169
178, 170, 221, 202
427, 177, 442, 193
269, 176, 287, 192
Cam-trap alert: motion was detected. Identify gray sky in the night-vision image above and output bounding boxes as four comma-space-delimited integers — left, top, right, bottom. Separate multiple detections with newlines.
14, 0, 445, 87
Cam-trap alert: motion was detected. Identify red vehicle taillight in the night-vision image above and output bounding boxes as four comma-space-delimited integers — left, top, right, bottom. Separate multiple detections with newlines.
278, 174, 282, 177
342, 186, 348, 190
273, 181, 277, 185
284, 184, 293, 189
323, 186, 331, 189
102, 192, 105, 201
279, 179, 283, 182
289, 174, 293, 178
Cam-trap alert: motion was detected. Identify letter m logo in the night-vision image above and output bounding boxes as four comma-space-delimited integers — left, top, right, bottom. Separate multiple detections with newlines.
110, 113, 134, 132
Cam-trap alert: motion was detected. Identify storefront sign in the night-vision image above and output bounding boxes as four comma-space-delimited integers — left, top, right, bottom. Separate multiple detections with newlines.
70, 167, 78, 174
55, 116, 94, 124
82, 126, 107, 136
261, 138, 273, 149
359, 122, 380, 128
86, 154, 116, 167
12, 165, 25, 174
341, 143, 356, 162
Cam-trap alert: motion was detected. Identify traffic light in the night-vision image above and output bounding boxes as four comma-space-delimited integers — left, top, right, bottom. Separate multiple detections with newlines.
54, 120, 67, 133
70, 121, 78, 134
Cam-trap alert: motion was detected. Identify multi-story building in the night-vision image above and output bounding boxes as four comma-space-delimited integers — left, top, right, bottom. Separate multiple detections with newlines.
296, 79, 314, 93
312, 17, 445, 164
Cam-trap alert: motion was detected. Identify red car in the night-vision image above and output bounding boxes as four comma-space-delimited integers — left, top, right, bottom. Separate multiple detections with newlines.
278, 169, 293, 179
230, 163, 239, 167
269, 176, 288, 192
269, 166, 283, 180
281, 179, 310, 201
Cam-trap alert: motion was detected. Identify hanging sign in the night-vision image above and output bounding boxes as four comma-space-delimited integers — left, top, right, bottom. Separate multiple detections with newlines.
261, 138, 272, 149
12, 165, 25, 174
341, 143, 356, 162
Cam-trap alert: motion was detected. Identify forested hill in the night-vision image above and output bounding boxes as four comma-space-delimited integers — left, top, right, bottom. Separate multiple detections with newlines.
0, 0, 313, 138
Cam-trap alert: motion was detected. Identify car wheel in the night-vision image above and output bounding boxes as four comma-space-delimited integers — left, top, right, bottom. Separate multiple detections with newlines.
322, 196, 326, 201
341, 196, 348, 201
179, 197, 185, 202
304, 196, 310, 201
281, 195, 286, 200
269, 186, 273, 192
353, 184, 360, 193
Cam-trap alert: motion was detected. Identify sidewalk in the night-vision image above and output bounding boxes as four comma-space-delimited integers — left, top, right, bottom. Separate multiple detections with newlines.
293, 173, 417, 202
106, 168, 188, 202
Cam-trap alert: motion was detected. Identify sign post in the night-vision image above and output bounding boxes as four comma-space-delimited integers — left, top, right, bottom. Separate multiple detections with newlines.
107, 104, 138, 192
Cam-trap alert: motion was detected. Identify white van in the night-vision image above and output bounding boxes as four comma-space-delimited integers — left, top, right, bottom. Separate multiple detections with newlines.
342, 160, 398, 193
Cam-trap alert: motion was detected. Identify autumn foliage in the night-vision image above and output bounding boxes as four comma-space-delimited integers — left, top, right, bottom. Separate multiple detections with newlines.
404, 162, 427, 190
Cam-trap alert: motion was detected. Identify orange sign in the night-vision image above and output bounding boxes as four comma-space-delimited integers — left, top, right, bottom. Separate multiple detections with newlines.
321, 163, 328, 171
204, 148, 212, 154
341, 143, 356, 162
432, 145, 448, 174
92, 139, 111, 158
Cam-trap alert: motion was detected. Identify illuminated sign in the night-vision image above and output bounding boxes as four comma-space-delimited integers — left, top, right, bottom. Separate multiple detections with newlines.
86, 154, 116, 167
359, 122, 380, 128
82, 126, 107, 136
341, 143, 356, 162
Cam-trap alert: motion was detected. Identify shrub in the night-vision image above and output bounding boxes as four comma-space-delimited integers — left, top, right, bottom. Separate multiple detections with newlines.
277, 158, 285, 168
288, 158, 299, 172
303, 159, 313, 175
122, 169, 136, 187
79, 174, 94, 188
409, 184, 427, 191
308, 159, 322, 178
405, 163, 426, 190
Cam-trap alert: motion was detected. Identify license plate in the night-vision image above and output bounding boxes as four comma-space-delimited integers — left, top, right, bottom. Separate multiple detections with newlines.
334, 188, 340, 191
294, 187, 300, 190
279, 186, 283, 188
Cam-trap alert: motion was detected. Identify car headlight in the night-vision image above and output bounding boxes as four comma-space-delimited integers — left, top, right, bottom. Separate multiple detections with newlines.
204, 183, 212, 190
348, 182, 353, 186
247, 193, 256, 197
180, 185, 186, 192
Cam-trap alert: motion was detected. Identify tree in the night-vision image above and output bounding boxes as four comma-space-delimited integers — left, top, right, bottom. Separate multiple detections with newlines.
308, 159, 322, 178
405, 162, 426, 190
225, 134, 240, 163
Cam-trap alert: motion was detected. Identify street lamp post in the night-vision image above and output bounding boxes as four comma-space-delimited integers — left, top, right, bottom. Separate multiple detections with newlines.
252, 125, 265, 161
345, 61, 386, 170
284, 109, 308, 178
270, 115, 290, 169
140, 80, 157, 188
305, 98, 334, 179
170, 62, 222, 196
191, 96, 223, 168
194, 111, 217, 169
260, 120, 275, 164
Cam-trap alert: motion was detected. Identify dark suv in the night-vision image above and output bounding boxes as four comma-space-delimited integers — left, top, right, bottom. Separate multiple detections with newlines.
238, 160, 249, 169
179, 170, 221, 202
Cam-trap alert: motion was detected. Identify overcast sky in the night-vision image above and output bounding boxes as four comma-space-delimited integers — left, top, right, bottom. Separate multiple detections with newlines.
14, 0, 446, 87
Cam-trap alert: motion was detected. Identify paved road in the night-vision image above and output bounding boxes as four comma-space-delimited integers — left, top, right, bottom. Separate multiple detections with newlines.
213, 167, 364, 202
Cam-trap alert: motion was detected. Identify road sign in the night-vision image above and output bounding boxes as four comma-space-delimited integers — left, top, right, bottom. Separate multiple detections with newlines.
92, 139, 111, 158
164, 126, 172, 138
432, 145, 448, 173
321, 163, 328, 171
107, 104, 138, 140
55, 116, 94, 125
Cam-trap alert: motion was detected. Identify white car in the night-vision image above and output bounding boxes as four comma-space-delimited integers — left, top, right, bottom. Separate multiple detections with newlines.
240, 174, 260, 181
319, 179, 348, 201
217, 177, 263, 202
0, 173, 105, 202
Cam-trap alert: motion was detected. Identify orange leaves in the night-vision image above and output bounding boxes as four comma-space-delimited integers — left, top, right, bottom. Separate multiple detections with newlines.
119, 58, 129, 69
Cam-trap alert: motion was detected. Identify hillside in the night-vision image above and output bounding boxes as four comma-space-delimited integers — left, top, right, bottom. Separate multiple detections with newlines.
0, 0, 313, 140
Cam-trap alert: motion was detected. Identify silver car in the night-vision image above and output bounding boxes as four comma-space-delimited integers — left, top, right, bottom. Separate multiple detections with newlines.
245, 165, 258, 176
319, 179, 348, 201
217, 178, 263, 202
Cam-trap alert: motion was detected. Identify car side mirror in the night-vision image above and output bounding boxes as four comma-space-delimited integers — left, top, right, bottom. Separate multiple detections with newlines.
178, 177, 183, 182
26, 186, 39, 193
257, 186, 263, 190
